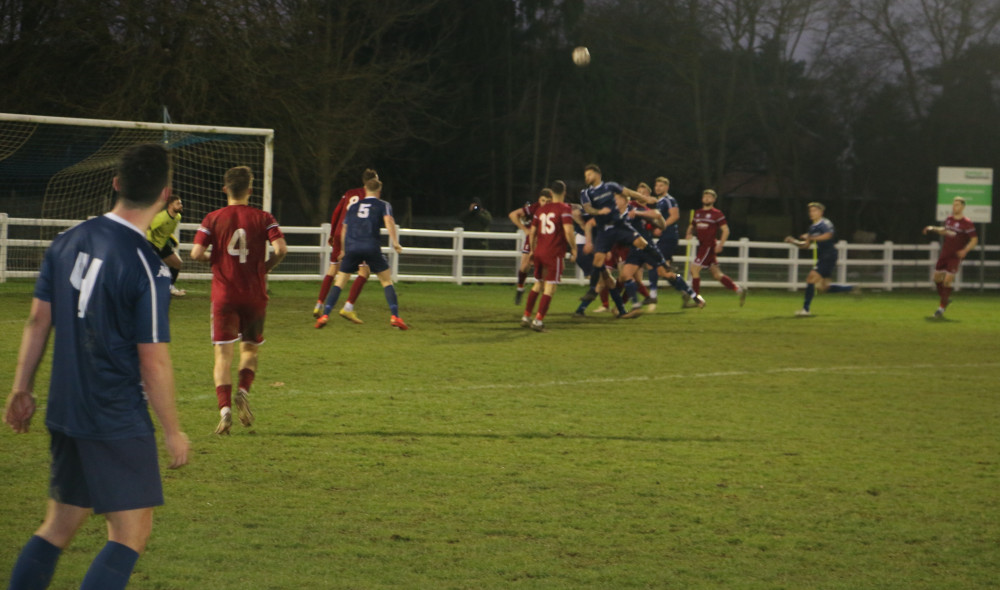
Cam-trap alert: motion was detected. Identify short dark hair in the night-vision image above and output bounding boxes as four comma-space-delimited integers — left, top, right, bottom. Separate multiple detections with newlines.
549, 180, 566, 195
584, 164, 601, 175
362, 168, 378, 183
116, 144, 170, 208
166, 194, 181, 205
539, 188, 554, 200
225, 166, 254, 196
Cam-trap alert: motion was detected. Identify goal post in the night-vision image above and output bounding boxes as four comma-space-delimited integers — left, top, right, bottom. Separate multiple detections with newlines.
0, 112, 274, 279
0, 112, 274, 219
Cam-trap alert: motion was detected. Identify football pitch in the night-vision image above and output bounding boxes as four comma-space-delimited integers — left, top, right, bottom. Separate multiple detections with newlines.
1, 280, 998, 589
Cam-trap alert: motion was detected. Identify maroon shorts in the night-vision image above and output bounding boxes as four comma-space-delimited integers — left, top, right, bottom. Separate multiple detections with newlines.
212, 299, 267, 344
521, 240, 531, 255
533, 255, 564, 283
934, 255, 961, 275
693, 244, 717, 268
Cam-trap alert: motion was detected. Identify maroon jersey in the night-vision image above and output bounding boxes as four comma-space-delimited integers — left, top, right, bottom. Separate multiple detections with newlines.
194, 205, 284, 304
331, 187, 366, 244
940, 215, 977, 258
692, 207, 727, 246
531, 202, 573, 260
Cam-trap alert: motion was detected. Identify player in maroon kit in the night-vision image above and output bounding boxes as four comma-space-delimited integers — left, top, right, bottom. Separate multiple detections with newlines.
923, 196, 978, 318
509, 191, 552, 304
685, 189, 746, 307
190, 166, 288, 435
520, 182, 576, 331
312, 169, 378, 323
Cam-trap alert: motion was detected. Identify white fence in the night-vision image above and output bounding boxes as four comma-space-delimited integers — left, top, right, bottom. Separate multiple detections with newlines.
2, 214, 998, 290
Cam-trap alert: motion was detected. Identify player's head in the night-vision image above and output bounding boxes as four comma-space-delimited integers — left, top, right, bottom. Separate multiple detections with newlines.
808, 201, 825, 221
583, 164, 601, 186
537, 188, 552, 207
614, 192, 628, 210
362, 168, 378, 183
654, 176, 669, 196
637, 182, 651, 197
364, 176, 382, 195
953, 196, 966, 215
701, 189, 717, 206
549, 180, 567, 199
224, 166, 254, 201
166, 194, 182, 214
115, 144, 171, 209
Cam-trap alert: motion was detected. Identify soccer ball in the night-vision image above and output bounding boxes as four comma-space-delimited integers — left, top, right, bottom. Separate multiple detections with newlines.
572, 46, 591, 67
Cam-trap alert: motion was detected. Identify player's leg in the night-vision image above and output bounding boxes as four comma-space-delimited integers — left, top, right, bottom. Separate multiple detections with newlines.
937, 270, 956, 316
314, 261, 338, 317
515, 250, 531, 304
340, 264, 370, 322
235, 339, 260, 428
78, 508, 153, 590
655, 264, 703, 306
319, 270, 352, 319
798, 270, 821, 315
8, 499, 90, 589
162, 251, 185, 296
522, 262, 544, 326
213, 342, 235, 433
374, 269, 408, 330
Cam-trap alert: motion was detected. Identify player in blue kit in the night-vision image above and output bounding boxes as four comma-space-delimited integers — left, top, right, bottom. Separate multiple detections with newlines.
4, 144, 189, 590
785, 202, 854, 316
315, 174, 408, 330
633, 176, 680, 304
576, 164, 703, 316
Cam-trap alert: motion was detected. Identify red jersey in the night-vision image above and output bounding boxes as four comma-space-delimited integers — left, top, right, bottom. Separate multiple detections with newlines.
531, 202, 574, 260
940, 215, 977, 258
520, 201, 543, 222
194, 204, 284, 304
331, 187, 366, 243
692, 207, 727, 245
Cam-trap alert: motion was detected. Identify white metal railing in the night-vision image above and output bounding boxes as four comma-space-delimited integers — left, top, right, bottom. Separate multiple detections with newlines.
1, 214, 997, 290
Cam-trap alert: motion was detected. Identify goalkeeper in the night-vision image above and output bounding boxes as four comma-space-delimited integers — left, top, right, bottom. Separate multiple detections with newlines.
146, 194, 186, 296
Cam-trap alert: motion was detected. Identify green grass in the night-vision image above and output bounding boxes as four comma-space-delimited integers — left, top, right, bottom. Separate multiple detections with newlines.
1, 280, 998, 589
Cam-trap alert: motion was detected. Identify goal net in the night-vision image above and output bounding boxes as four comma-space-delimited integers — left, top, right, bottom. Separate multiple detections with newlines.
0, 113, 273, 277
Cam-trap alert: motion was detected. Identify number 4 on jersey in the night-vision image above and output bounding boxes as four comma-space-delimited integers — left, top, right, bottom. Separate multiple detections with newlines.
69, 252, 104, 318
227, 228, 248, 263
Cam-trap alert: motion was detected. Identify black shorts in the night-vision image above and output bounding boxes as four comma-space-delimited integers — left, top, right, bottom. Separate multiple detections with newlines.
814, 252, 837, 278
49, 430, 163, 514
150, 240, 175, 260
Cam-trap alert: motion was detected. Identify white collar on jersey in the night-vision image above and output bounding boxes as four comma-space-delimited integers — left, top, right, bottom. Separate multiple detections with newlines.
104, 212, 147, 238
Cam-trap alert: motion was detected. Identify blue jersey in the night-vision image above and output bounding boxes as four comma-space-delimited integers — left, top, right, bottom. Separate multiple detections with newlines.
655, 194, 680, 239
344, 196, 393, 252
625, 203, 653, 241
580, 181, 624, 226
808, 217, 836, 257
34, 214, 172, 440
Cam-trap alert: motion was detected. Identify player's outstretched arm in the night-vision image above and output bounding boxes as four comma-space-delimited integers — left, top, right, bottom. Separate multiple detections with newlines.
622, 187, 656, 206
4, 299, 52, 434
266, 238, 289, 273
138, 343, 189, 469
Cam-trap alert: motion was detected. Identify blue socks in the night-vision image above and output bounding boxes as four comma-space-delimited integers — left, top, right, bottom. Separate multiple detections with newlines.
8, 535, 61, 590
80, 541, 140, 590
322, 286, 342, 316
803, 283, 815, 311
828, 284, 853, 293
383, 285, 399, 316
669, 276, 696, 297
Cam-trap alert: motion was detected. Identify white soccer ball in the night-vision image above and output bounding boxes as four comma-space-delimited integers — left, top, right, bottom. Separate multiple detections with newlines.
572, 46, 591, 67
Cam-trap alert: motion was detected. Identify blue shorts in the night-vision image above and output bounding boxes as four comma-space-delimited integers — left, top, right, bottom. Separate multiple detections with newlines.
341, 248, 389, 274
656, 235, 678, 262
594, 223, 640, 254
49, 430, 163, 514
814, 252, 837, 278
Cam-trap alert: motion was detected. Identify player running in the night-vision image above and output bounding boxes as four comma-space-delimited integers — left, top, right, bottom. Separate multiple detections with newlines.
785, 202, 854, 316
685, 189, 746, 306
313, 169, 377, 322
191, 166, 288, 435
509, 191, 552, 304
577, 164, 703, 315
520, 182, 576, 331
315, 174, 408, 330
922, 196, 978, 318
